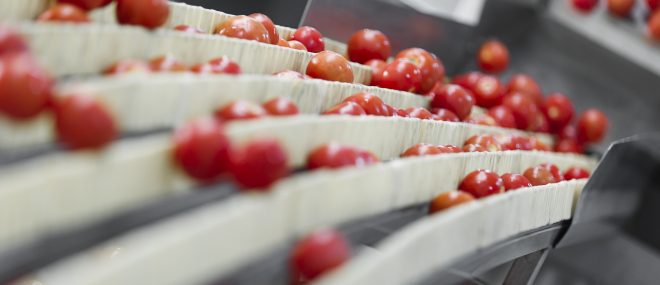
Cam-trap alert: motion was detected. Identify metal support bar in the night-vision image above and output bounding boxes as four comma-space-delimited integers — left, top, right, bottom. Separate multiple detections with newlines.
503, 249, 549, 285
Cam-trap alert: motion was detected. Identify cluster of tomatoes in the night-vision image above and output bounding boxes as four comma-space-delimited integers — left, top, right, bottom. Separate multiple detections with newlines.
104, 54, 241, 75
402, 133, 550, 157
571, 0, 660, 40
36, 0, 170, 29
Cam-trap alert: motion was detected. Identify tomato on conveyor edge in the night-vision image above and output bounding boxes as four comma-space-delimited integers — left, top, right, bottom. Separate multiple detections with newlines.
501, 173, 533, 191
54, 94, 117, 150
534, 112, 550, 133
576, 108, 608, 144
571, 0, 599, 13
290, 228, 350, 285
529, 137, 551, 151
463, 144, 488, 152
564, 167, 591, 180
248, 13, 280, 44
539, 163, 564, 182
506, 74, 543, 106
215, 100, 267, 121
554, 138, 584, 153
477, 40, 509, 73
428, 191, 475, 214
431, 108, 460, 122
214, 15, 270, 44
262, 97, 299, 116
347, 29, 391, 64
607, 0, 635, 17
451, 72, 482, 96
290, 26, 325, 53
459, 169, 504, 198
274, 70, 309, 80
305, 51, 354, 83
463, 113, 498, 127
429, 84, 475, 121
0, 54, 53, 120
190, 56, 241, 75
173, 25, 204, 34
0, 25, 28, 56
401, 143, 460, 157
495, 134, 533, 151
648, 10, 660, 41
405, 107, 433, 120
307, 143, 379, 169
149, 55, 187, 72
37, 3, 90, 23
342, 92, 391, 116
116, 0, 170, 30
378, 59, 422, 93
104, 59, 151, 75
488, 106, 517, 129
523, 165, 557, 186
543, 93, 574, 129
395, 48, 445, 94
502, 92, 540, 131
287, 40, 308, 51
173, 117, 232, 182
322, 101, 367, 116
230, 138, 289, 190
464, 134, 502, 152
364, 59, 386, 86
58, 0, 113, 10
472, 75, 504, 108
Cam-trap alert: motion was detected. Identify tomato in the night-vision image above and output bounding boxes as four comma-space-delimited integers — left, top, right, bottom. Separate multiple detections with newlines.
506, 74, 543, 106
534, 113, 550, 133
392, 107, 409, 117
501, 173, 532, 191
488, 106, 516, 128
401, 143, 439, 157
273, 70, 308, 80
248, 13, 280, 44
542, 93, 574, 129
288, 40, 308, 51
472, 75, 504, 108
364, 59, 386, 86
395, 48, 445, 94
190, 56, 241, 75
215, 100, 267, 121
523, 165, 557, 186
539, 163, 564, 182
557, 124, 577, 140
104, 59, 151, 75
463, 113, 498, 127
305, 51, 354, 83
173, 117, 231, 182
116, 0, 169, 30
459, 169, 504, 198
576, 108, 608, 143
214, 15, 269, 43
463, 144, 487, 152
0, 25, 29, 55
230, 138, 288, 189
54, 94, 117, 150
529, 137, 551, 151
451, 72, 482, 95
496, 134, 532, 151
464, 134, 502, 152
149, 55, 187, 72
429, 84, 475, 120
431, 108, 459, 122
428, 191, 475, 214
405, 107, 433, 120
378, 59, 422, 93
572, 0, 599, 12
648, 0, 660, 10
342, 92, 391, 116
648, 10, 660, 41
438, 144, 462, 153
37, 3, 90, 23
347, 29, 391, 64
477, 40, 509, 73
564, 167, 590, 180
307, 143, 379, 169
277, 38, 289, 47
607, 0, 634, 17
262, 97, 299, 116
502, 92, 539, 131
290, 228, 350, 284
290, 26, 325, 53
555, 138, 584, 153
57, 0, 112, 10
323, 102, 366, 116
0, 54, 53, 120
173, 25, 204, 34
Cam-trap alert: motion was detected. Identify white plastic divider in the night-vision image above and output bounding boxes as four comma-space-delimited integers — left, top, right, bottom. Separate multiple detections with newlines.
0, 0, 51, 21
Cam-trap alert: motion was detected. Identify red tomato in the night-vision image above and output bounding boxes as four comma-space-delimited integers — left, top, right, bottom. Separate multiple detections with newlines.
173, 25, 204, 34
273, 70, 309, 80
555, 138, 584, 153
502, 92, 540, 131
607, 0, 635, 17
488, 106, 516, 128
392, 107, 409, 117
472, 75, 504, 108
230, 138, 289, 190
104, 59, 151, 75
305, 51, 354, 83
557, 124, 577, 140
438, 144, 462, 153
262, 97, 299, 116
495, 134, 532, 151
322, 101, 366, 116
463, 113, 498, 127
214, 15, 270, 43
0, 25, 28, 55
539, 163, 564, 182
523, 165, 557, 186
378, 59, 422, 93
307, 143, 379, 169
534, 112, 550, 133
37, 3, 90, 23
277, 38, 289, 47
576, 108, 608, 143
431, 108, 460, 122
173, 117, 231, 182
57, 0, 112, 10
529, 137, 551, 151
215, 100, 267, 121
477, 40, 509, 73
290, 228, 350, 284
0, 54, 53, 120
648, 0, 660, 10
149, 55, 187, 72
290, 26, 325, 53
405, 107, 433, 120
648, 10, 660, 41
564, 167, 590, 180
190, 56, 241, 75
459, 169, 504, 198
401, 143, 440, 157
364, 59, 386, 86
288, 40, 308, 51
248, 13, 280, 44
116, 0, 169, 30
506, 74, 543, 106
428, 191, 475, 214
395, 48, 445, 94
429, 84, 475, 120
451, 72, 482, 95
464, 134, 502, 152
543, 93, 574, 129
342, 92, 391, 116
572, 0, 599, 12
54, 94, 117, 150
463, 144, 488, 152
501, 173, 532, 191
347, 29, 391, 64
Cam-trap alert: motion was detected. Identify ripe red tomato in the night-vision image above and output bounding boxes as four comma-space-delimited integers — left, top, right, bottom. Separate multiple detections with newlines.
607, 0, 635, 17
459, 169, 504, 198
322, 101, 367, 116
396, 48, 445, 94
215, 100, 267, 121
307, 143, 379, 169
472, 75, 504, 108
0, 25, 28, 56
495, 134, 533, 151
248, 13, 280, 44
523, 165, 557, 186
431, 108, 460, 122
502, 92, 540, 131
0, 54, 53, 120
463, 113, 498, 127
428, 191, 475, 214
104, 59, 151, 75
273, 70, 309, 80
543, 93, 574, 129
556, 124, 577, 140
116, 0, 169, 30
463, 144, 488, 152
262, 97, 299, 116
54, 94, 117, 150
173, 117, 231, 182
576, 108, 608, 144
501, 173, 532, 191
451, 72, 482, 95
539, 163, 564, 182
392, 107, 409, 117
214, 15, 269, 43
290, 228, 350, 284
173, 25, 204, 34
477, 40, 509, 73
648, 0, 660, 10
149, 55, 187, 72
401, 143, 439, 157
405, 107, 433, 120
287, 40, 308, 51
57, 0, 113, 10
342, 92, 391, 116
378, 59, 422, 93
555, 138, 584, 153
306, 51, 354, 83
277, 38, 289, 47
37, 3, 90, 23
429, 84, 475, 120
230, 138, 289, 189
506, 74, 543, 106
534, 112, 550, 133
488, 106, 516, 128
464, 134, 502, 152
364, 59, 386, 86
347, 29, 391, 64
438, 144, 462, 153
572, 0, 599, 13
190, 56, 241, 75
564, 167, 590, 180
290, 26, 325, 53
529, 137, 551, 151
648, 10, 660, 41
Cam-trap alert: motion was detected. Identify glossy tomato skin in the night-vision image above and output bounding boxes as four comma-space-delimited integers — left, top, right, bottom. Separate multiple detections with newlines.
191, 56, 241, 75
37, 3, 90, 23
104, 59, 151, 75
431, 108, 460, 122
174, 25, 204, 34
274, 70, 308, 80
543, 93, 574, 129
554, 138, 584, 153
428, 191, 475, 214
464, 134, 502, 152
214, 15, 270, 43
506, 74, 543, 106
347, 29, 391, 64
502, 92, 540, 131
248, 13, 280, 44
607, 0, 635, 17
290, 228, 350, 284
564, 167, 591, 180
557, 124, 577, 140
405, 107, 433, 120
523, 165, 557, 186
648, 10, 660, 41
463, 144, 488, 152
477, 40, 509, 73
0, 54, 53, 120
116, 0, 169, 30
464, 113, 498, 127
451, 72, 482, 95
378, 59, 422, 93
54, 94, 117, 150
58, 0, 113, 10
501, 173, 532, 191
307, 143, 379, 169
290, 26, 325, 53
322, 101, 366, 116
306, 51, 354, 83
364, 59, 386, 86
472, 75, 504, 108
576, 108, 608, 144
287, 40, 308, 51
572, 0, 599, 12
459, 169, 504, 198
540, 163, 564, 182
396, 48, 445, 94
230, 138, 288, 190
0, 25, 28, 55
429, 84, 475, 120
173, 117, 232, 182
438, 144, 462, 153
534, 112, 550, 133
149, 55, 187, 72
215, 100, 267, 121
401, 143, 441, 157
488, 106, 516, 128
648, 0, 660, 10
495, 134, 533, 151
262, 97, 299, 116
342, 92, 391, 116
